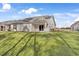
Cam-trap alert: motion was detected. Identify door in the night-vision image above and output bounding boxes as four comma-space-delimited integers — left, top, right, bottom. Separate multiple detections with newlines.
1, 26, 4, 31
39, 25, 44, 31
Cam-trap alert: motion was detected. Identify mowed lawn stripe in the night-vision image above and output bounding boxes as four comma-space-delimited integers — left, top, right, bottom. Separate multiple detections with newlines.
0, 32, 26, 55
36, 32, 74, 56
0, 31, 13, 35
18, 33, 39, 56
7, 33, 33, 56
0, 32, 19, 47
62, 31, 79, 36
0, 32, 20, 47
16, 33, 34, 56
59, 32, 79, 55
56, 32, 78, 55
2, 32, 29, 56
35, 32, 58, 56
5, 32, 30, 56
0, 32, 79, 56
0, 31, 17, 43
0, 31, 14, 40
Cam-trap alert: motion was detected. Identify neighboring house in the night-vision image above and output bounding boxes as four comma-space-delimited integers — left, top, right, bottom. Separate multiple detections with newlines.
0, 15, 56, 32
60, 27, 71, 31
71, 21, 79, 31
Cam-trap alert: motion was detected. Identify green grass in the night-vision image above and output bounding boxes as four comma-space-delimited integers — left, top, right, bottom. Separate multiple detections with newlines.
0, 31, 79, 56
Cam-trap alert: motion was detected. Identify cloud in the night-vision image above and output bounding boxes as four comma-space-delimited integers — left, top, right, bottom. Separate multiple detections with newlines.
0, 3, 11, 12
71, 17, 79, 25
53, 13, 79, 27
53, 13, 79, 21
19, 8, 38, 14
66, 13, 79, 25
66, 13, 79, 17
54, 13, 79, 18
2, 3, 11, 10
30, 14, 42, 17
74, 17, 79, 21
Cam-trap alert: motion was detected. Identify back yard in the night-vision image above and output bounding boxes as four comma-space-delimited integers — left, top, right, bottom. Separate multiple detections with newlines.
0, 31, 79, 56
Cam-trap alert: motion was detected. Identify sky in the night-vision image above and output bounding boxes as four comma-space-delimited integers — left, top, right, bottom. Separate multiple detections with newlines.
0, 3, 79, 28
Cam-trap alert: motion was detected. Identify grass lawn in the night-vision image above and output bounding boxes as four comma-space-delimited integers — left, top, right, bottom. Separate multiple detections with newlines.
0, 31, 79, 56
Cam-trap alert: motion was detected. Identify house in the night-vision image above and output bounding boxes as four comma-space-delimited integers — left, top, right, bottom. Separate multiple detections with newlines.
71, 17, 79, 31
0, 15, 56, 32
60, 27, 71, 31
71, 21, 79, 31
